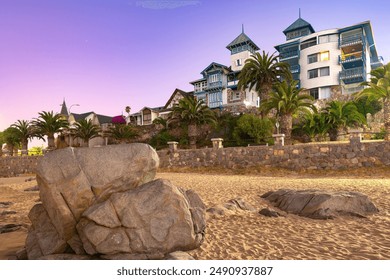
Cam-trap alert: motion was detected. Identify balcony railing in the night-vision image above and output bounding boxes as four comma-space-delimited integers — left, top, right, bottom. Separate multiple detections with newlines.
290, 65, 300, 74
340, 67, 365, 82
208, 81, 223, 89
339, 54, 363, 64
339, 34, 363, 47
279, 50, 299, 61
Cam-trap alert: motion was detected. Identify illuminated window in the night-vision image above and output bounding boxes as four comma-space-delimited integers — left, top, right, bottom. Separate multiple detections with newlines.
320, 51, 330, 61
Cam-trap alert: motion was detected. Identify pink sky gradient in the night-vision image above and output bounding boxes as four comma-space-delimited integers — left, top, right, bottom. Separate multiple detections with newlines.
1, 0, 389, 147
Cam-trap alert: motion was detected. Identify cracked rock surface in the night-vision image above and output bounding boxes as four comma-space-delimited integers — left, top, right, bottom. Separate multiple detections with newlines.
26, 144, 206, 259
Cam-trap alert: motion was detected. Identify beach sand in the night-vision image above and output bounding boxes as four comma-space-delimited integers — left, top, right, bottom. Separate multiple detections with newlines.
1, 171, 389, 260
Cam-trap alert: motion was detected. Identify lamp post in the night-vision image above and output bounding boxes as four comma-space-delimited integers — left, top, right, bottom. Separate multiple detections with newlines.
68, 104, 80, 115
275, 121, 280, 134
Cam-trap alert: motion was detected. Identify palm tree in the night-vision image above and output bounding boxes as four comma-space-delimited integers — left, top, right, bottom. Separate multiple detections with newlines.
72, 119, 101, 147
297, 112, 330, 142
2, 127, 21, 156
237, 51, 292, 102
32, 111, 69, 149
153, 117, 169, 130
355, 62, 390, 140
170, 96, 216, 149
11, 120, 40, 155
107, 124, 138, 144
322, 100, 366, 141
260, 80, 316, 145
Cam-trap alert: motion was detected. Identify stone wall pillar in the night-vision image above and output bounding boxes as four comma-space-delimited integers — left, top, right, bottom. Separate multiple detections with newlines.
211, 138, 223, 149
349, 129, 362, 145
273, 134, 285, 146
167, 141, 178, 152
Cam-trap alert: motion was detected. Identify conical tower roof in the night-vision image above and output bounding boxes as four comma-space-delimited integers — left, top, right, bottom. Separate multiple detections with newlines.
283, 17, 315, 35
60, 99, 69, 116
226, 27, 259, 51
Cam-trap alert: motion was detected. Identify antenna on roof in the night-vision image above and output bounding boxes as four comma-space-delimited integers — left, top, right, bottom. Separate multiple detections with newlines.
242, 23, 244, 33
299, 8, 301, 18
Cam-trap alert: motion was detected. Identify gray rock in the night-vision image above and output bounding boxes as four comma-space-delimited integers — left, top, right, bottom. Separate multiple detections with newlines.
37, 254, 93, 260
259, 208, 283, 218
31, 144, 159, 253
77, 179, 205, 256
261, 189, 379, 219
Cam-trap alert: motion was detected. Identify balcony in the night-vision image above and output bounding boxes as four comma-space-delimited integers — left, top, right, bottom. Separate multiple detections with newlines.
371, 56, 384, 69
339, 53, 364, 69
290, 65, 300, 74
279, 50, 299, 61
340, 67, 365, 84
339, 34, 363, 47
207, 81, 223, 89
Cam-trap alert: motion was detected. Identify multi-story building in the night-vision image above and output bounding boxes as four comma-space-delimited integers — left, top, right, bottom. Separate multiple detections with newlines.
190, 28, 261, 112
275, 17, 384, 100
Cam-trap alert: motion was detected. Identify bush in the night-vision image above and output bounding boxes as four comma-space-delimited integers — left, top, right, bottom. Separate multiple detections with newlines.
233, 114, 274, 146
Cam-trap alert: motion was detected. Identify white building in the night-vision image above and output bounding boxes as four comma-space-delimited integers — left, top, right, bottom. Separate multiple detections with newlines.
275, 17, 384, 99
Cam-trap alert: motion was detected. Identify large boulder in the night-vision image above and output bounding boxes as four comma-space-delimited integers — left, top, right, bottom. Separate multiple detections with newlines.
26, 144, 206, 259
77, 179, 205, 257
261, 189, 379, 219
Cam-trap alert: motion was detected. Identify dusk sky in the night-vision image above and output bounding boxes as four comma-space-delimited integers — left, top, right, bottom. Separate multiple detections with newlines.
1, 0, 390, 138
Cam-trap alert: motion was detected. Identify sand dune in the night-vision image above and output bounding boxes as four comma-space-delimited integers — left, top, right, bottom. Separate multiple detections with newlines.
0, 172, 389, 260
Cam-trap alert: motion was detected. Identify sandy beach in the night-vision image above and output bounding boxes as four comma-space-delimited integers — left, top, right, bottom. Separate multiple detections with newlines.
1, 171, 389, 260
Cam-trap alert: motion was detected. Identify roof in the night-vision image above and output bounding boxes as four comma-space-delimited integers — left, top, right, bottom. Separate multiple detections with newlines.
189, 77, 207, 84
226, 32, 260, 51
283, 17, 315, 34
60, 100, 68, 116
163, 88, 192, 109
71, 112, 113, 124
200, 62, 230, 76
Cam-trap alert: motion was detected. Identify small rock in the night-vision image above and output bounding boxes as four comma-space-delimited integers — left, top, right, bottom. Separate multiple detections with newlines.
24, 185, 39, 192
0, 210, 17, 216
165, 251, 195, 260
0, 224, 22, 234
259, 208, 283, 218
0, 202, 13, 208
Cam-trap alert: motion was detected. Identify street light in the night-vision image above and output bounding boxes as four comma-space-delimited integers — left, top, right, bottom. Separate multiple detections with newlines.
68, 104, 80, 115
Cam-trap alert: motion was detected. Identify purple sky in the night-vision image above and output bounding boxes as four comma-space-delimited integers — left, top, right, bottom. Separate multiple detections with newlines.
1, 0, 390, 135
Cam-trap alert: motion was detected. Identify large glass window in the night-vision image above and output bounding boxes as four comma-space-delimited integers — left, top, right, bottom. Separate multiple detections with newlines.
301, 38, 317, 50
320, 67, 330, 76
308, 69, 318, 79
320, 87, 331, 99
320, 51, 330, 61
309, 88, 319, 99
308, 54, 318, 64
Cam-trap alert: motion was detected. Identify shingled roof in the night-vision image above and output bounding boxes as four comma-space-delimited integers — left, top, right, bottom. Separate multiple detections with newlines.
226, 32, 259, 51
283, 17, 315, 34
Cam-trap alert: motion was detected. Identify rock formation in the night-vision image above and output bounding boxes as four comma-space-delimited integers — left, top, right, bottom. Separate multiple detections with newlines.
261, 189, 379, 219
25, 144, 206, 259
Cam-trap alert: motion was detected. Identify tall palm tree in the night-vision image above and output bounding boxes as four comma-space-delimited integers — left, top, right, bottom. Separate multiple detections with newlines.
237, 51, 292, 102
355, 62, 390, 140
72, 119, 101, 147
323, 100, 366, 141
32, 111, 69, 149
260, 80, 316, 145
11, 120, 41, 155
170, 96, 216, 149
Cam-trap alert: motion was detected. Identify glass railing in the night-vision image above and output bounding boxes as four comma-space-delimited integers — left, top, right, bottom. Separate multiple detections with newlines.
339, 34, 363, 47
339, 67, 364, 79
279, 50, 299, 60
290, 65, 300, 73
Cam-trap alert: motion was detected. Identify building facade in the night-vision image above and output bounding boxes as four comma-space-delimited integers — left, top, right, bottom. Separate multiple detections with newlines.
275, 17, 384, 100
190, 28, 260, 113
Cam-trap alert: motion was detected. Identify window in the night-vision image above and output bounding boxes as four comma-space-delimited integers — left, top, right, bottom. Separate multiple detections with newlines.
231, 91, 240, 100
320, 87, 331, 99
308, 54, 318, 64
308, 69, 318, 79
320, 51, 330, 61
236, 59, 242, 66
209, 74, 219, 83
320, 67, 330, 76
310, 88, 319, 99
301, 38, 317, 50
319, 34, 338, 44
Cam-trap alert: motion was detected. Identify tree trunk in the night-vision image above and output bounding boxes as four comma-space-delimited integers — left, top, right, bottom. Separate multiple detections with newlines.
280, 114, 293, 145
384, 98, 390, 141
47, 134, 55, 149
21, 139, 28, 156
188, 124, 197, 149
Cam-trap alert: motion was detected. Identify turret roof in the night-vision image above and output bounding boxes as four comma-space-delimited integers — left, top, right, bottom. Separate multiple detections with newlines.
283, 17, 315, 34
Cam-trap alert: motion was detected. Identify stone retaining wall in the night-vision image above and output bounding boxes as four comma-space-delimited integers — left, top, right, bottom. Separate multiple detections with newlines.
1, 141, 389, 177
157, 141, 390, 171
0, 156, 40, 177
